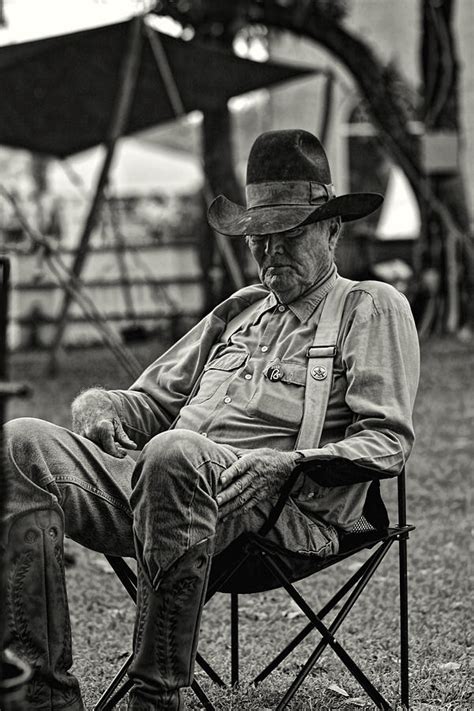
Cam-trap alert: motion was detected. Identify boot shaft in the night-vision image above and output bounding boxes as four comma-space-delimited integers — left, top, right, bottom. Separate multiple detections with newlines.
4, 507, 84, 710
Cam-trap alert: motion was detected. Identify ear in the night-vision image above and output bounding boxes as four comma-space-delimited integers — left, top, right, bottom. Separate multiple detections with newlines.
328, 217, 341, 250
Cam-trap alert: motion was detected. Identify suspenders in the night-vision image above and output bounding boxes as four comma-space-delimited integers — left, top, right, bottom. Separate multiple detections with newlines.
177, 277, 356, 444
214, 276, 356, 451
295, 277, 356, 450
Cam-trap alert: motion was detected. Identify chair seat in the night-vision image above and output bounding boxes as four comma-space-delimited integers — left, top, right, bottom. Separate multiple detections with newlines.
209, 525, 414, 594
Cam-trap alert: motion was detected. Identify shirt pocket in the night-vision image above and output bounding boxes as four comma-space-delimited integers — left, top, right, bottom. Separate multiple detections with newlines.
191, 350, 247, 404
246, 359, 307, 428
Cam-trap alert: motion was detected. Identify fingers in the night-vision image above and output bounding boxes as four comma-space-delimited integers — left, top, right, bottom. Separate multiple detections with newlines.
217, 471, 253, 506
218, 479, 261, 520
94, 420, 125, 457
219, 459, 243, 488
114, 420, 137, 450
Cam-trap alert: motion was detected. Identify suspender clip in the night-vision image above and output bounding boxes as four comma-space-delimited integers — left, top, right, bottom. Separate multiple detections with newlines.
306, 345, 337, 358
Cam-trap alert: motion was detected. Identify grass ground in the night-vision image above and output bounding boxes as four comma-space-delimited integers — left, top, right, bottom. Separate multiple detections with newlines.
8, 335, 473, 710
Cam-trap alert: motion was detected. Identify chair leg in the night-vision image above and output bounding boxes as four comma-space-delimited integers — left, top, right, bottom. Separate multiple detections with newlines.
191, 678, 216, 711
231, 592, 239, 686
399, 532, 410, 709
252, 551, 378, 684
262, 551, 393, 711
94, 653, 134, 710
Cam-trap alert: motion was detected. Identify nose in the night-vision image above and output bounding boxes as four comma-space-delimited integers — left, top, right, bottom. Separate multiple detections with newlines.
264, 235, 285, 255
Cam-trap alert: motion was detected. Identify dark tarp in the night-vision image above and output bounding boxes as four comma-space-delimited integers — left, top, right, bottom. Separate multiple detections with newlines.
0, 19, 313, 158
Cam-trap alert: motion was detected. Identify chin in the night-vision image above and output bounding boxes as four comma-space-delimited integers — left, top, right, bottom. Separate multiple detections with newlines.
266, 280, 299, 303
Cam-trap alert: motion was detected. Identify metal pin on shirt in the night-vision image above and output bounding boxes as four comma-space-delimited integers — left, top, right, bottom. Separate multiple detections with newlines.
266, 365, 283, 382
311, 365, 327, 380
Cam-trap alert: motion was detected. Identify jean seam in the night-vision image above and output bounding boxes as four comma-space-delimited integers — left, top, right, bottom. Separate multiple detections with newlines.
53, 476, 133, 518
195, 458, 229, 472
185, 474, 201, 552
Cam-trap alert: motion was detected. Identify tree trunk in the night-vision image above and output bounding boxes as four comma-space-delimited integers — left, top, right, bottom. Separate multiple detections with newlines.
421, 0, 473, 332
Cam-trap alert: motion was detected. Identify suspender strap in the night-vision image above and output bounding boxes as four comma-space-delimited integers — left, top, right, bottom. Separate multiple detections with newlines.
295, 277, 357, 450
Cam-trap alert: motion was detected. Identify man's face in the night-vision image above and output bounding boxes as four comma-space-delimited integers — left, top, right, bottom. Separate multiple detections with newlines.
247, 220, 339, 304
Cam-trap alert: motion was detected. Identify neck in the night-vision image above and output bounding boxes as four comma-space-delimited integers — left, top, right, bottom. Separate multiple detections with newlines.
274, 263, 336, 304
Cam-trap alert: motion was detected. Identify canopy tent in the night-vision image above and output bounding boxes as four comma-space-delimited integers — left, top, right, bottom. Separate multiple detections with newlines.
0, 14, 316, 372
48, 139, 203, 198
0, 17, 313, 158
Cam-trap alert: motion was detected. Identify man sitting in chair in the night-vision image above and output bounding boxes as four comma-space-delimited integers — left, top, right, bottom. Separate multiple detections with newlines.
4, 130, 419, 711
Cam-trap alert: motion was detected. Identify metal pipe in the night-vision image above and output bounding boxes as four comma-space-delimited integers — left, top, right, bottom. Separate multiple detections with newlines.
47, 16, 144, 373
252, 550, 379, 684
398, 468, 410, 708
0, 257, 10, 655
261, 554, 392, 711
231, 593, 239, 686
0, 258, 32, 708
145, 23, 245, 293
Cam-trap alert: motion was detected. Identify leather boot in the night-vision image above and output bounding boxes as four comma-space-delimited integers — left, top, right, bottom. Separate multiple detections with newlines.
127, 536, 215, 711
4, 508, 84, 711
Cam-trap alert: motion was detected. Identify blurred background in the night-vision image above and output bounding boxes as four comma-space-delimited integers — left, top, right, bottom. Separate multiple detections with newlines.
0, 0, 472, 362
0, 3, 472, 709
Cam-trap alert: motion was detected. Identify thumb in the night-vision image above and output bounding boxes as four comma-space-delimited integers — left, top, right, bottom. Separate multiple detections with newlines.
113, 419, 137, 450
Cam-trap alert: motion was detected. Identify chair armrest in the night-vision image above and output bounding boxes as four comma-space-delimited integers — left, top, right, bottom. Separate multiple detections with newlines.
258, 457, 399, 537
294, 455, 397, 487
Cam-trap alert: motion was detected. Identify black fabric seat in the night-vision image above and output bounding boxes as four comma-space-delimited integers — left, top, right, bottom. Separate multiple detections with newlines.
94, 467, 414, 711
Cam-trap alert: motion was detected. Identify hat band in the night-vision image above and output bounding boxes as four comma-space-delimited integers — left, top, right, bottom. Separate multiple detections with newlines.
246, 181, 335, 209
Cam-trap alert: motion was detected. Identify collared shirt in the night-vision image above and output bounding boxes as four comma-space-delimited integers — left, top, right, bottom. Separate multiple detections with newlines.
108, 268, 419, 529
174, 266, 340, 449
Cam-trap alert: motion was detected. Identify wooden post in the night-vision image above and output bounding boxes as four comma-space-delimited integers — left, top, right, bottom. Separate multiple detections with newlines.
145, 24, 245, 293
47, 16, 144, 373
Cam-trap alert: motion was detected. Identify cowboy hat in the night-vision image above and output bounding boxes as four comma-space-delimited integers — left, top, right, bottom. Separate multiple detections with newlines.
207, 129, 383, 236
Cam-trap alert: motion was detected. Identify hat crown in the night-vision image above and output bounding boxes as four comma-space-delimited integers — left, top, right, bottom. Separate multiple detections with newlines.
246, 129, 332, 185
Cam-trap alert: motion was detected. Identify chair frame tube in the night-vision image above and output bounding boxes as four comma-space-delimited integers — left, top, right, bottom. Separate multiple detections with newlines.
398, 470, 410, 709
261, 553, 393, 711
95, 469, 413, 710
252, 549, 382, 684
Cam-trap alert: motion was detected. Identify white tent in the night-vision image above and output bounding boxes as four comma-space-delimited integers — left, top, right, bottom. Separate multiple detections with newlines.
48, 139, 203, 198
376, 164, 421, 240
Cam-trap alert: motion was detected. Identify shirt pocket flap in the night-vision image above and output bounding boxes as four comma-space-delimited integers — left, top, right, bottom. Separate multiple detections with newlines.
264, 361, 307, 386
205, 350, 247, 372
280, 363, 307, 386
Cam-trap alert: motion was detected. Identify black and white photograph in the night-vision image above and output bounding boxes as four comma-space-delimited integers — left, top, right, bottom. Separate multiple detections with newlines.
0, 1, 472, 709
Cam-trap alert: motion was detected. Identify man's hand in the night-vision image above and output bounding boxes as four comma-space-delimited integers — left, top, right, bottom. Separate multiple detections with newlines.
71, 388, 137, 458
217, 448, 300, 520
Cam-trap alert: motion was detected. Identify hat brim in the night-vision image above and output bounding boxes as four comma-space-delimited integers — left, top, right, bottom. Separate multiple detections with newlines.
208, 192, 384, 236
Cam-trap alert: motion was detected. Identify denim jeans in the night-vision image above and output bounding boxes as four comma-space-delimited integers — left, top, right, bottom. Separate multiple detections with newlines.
3, 417, 339, 708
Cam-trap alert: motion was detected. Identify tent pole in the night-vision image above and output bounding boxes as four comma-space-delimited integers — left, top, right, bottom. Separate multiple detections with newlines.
47, 16, 144, 374
144, 24, 245, 292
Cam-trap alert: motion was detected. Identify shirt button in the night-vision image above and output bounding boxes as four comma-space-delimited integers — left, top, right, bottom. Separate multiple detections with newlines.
277, 305, 286, 312
223, 396, 232, 404
261, 345, 269, 353
244, 373, 252, 380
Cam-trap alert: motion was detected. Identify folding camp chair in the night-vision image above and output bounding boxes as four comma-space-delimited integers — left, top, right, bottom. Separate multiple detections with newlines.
93, 462, 414, 711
